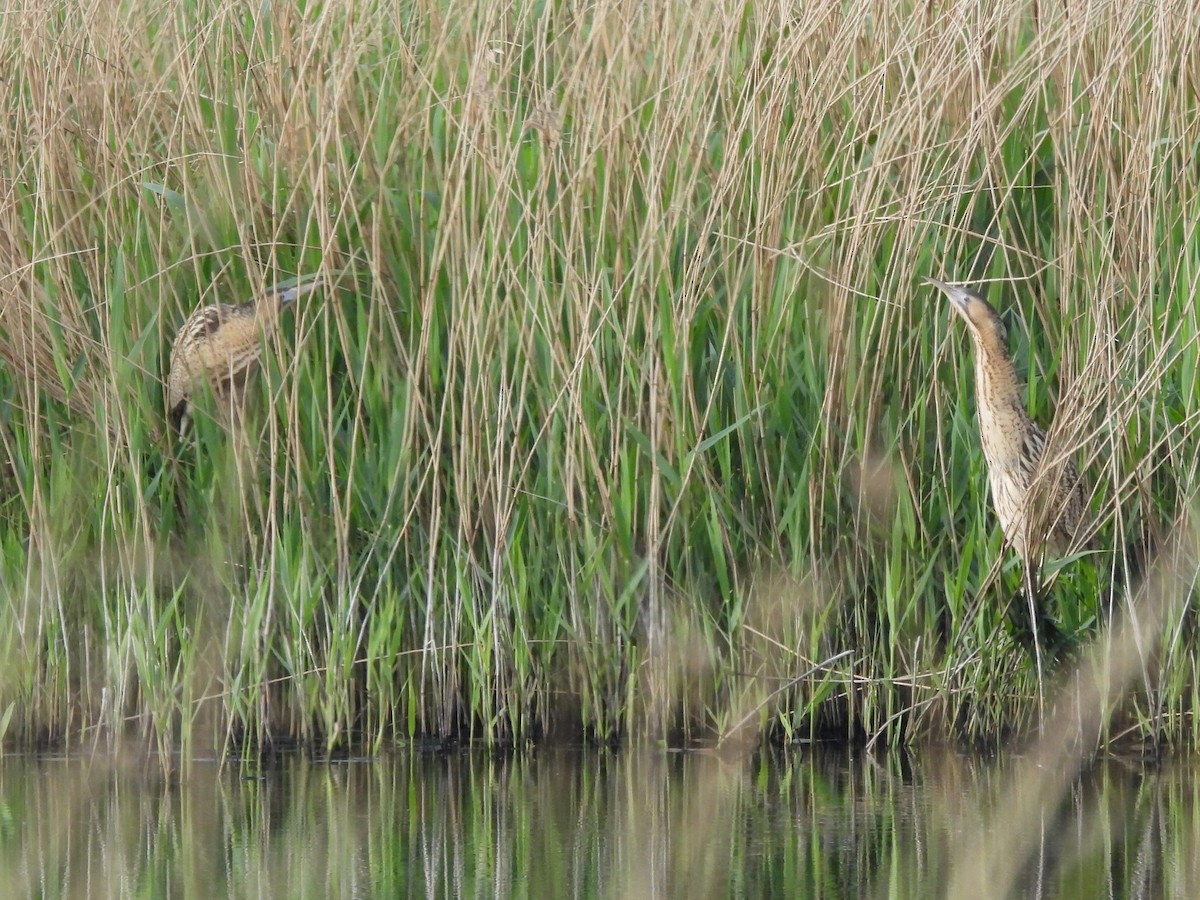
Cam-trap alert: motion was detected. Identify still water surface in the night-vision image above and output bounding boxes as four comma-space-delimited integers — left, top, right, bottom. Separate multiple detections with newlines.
2, 747, 1196, 898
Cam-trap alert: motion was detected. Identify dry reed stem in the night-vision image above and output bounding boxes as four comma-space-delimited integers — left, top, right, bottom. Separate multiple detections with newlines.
946, 522, 1200, 896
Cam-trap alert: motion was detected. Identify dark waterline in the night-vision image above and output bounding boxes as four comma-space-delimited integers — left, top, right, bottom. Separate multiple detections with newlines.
2, 748, 1194, 898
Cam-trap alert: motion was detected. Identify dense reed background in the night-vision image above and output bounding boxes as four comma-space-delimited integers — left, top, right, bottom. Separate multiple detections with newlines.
1, 0, 1199, 756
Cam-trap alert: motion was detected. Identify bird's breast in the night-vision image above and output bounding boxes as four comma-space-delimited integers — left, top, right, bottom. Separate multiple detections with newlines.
976, 401, 1029, 471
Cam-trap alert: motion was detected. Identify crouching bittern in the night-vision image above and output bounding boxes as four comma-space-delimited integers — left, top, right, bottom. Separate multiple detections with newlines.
926, 276, 1086, 650
167, 279, 322, 431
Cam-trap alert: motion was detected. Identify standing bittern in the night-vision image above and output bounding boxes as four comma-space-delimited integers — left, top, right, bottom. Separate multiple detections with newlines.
167, 279, 321, 431
926, 276, 1086, 647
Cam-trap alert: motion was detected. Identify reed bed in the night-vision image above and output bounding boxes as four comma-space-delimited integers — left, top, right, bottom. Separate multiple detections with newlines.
0, 0, 1198, 756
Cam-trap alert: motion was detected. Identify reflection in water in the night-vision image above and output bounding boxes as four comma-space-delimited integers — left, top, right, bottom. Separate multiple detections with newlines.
2, 749, 1198, 898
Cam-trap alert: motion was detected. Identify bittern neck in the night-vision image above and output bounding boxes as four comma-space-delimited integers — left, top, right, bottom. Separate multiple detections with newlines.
971, 331, 1029, 422
253, 297, 285, 326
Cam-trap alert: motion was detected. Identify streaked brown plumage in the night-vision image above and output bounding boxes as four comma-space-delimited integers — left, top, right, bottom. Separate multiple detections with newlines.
927, 276, 1086, 572
167, 280, 320, 431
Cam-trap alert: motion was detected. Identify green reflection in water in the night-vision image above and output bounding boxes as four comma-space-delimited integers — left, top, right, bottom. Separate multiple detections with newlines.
1, 750, 1198, 898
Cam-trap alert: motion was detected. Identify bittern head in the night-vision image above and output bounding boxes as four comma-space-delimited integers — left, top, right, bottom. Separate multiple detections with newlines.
923, 276, 1007, 345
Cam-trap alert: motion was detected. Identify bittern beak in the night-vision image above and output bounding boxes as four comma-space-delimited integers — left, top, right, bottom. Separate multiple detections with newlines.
922, 276, 972, 315
275, 279, 323, 306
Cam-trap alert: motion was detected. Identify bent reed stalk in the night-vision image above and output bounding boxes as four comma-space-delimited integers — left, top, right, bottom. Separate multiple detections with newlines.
0, 0, 1197, 756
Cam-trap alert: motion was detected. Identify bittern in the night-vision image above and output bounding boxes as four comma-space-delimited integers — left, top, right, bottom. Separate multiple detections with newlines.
927, 276, 1086, 645
167, 279, 321, 431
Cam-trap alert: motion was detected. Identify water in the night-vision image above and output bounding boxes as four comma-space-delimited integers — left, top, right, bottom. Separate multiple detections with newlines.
2, 747, 1196, 898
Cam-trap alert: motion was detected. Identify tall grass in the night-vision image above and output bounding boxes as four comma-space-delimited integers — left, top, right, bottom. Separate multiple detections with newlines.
1, 0, 1199, 754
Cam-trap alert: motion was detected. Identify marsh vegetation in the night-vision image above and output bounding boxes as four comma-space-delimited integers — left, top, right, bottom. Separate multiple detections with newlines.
0, 0, 1198, 758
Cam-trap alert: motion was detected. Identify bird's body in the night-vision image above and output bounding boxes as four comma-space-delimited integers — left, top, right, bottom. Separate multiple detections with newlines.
927, 277, 1086, 571
167, 280, 320, 431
